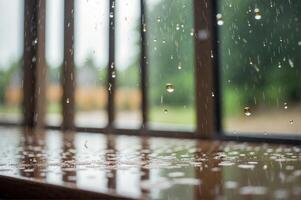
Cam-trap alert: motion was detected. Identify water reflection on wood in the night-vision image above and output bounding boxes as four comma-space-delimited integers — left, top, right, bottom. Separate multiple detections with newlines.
0, 128, 300, 199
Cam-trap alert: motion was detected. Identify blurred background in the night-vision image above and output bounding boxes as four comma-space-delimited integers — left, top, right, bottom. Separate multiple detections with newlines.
0, 0, 300, 134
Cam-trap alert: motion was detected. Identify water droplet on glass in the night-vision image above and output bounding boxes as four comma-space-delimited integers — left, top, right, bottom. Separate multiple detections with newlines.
278, 63, 282, 68
32, 38, 38, 46
284, 102, 288, 109
32, 56, 36, 63
66, 98, 70, 104
143, 24, 147, 32
166, 83, 175, 93
289, 120, 294, 125
254, 8, 262, 20
244, 106, 251, 116
112, 71, 116, 78
190, 29, 194, 36
216, 13, 224, 26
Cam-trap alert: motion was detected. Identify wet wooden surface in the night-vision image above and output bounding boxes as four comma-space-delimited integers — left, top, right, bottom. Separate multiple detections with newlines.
0, 128, 300, 199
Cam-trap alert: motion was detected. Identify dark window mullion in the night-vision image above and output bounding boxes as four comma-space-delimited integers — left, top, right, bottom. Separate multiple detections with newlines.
140, 0, 148, 129
62, 0, 75, 130
107, 0, 116, 129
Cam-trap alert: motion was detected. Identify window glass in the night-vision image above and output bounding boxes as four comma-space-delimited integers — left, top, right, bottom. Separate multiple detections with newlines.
218, 0, 301, 134
146, 0, 196, 131
0, 0, 23, 123
46, 0, 64, 126
115, 0, 141, 128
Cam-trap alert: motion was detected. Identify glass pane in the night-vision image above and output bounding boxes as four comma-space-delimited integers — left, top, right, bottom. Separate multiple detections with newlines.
218, 0, 301, 134
146, 0, 196, 131
115, 0, 141, 128
74, 0, 109, 127
0, 0, 23, 123
46, 0, 64, 126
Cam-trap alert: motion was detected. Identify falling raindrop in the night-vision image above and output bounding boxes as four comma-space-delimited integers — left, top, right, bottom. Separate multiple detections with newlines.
284, 102, 288, 109
288, 59, 294, 68
244, 106, 251, 116
66, 98, 70, 104
166, 83, 175, 93
216, 13, 224, 26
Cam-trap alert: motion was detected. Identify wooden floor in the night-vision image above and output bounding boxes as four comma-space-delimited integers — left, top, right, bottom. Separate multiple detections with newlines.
0, 127, 300, 199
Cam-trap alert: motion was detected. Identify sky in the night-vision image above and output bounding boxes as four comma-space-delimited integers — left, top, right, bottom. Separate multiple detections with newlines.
0, 0, 159, 70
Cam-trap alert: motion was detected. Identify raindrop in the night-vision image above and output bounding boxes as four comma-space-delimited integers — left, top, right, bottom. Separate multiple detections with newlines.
177, 63, 182, 70
278, 63, 282, 68
211, 92, 215, 97
166, 83, 175, 93
216, 13, 224, 26
156, 17, 161, 22
298, 41, 301, 46
110, 62, 115, 69
289, 120, 294, 125
32, 38, 38, 46
112, 71, 116, 78
66, 98, 70, 104
288, 59, 294, 68
143, 24, 147, 32
32, 56, 36, 63
190, 29, 194, 36
176, 24, 180, 30
284, 102, 288, 109
244, 106, 251, 116
109, 12, 114, 18
254, 8, 262, 20
163, 108, 168, 113
67, 22, 71, 27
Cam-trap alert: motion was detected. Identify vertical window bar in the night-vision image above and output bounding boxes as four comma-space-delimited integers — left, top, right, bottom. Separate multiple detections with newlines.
140, 0, 148, 129
193, 0, 216, 138
23, 0, 46, 128
107, 0, 116, 129
62, 0, 75, 130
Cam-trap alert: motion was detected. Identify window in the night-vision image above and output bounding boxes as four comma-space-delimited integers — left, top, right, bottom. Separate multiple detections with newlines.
0, 0, 299, 142
218, 0, 301, 136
